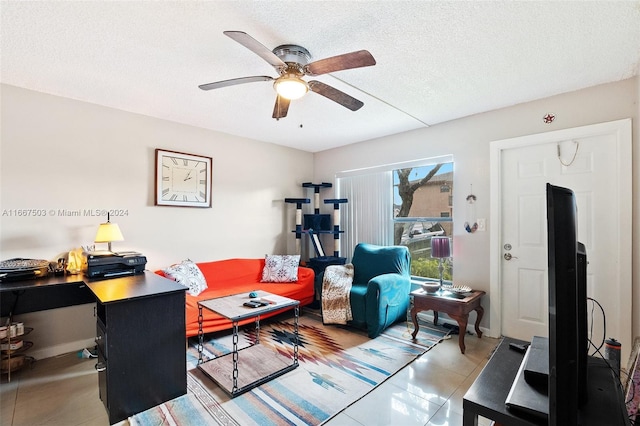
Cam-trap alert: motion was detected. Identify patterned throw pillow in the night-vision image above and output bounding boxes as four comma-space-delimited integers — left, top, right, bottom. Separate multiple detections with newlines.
163, 259, 208, 296
261, 254, 300, 283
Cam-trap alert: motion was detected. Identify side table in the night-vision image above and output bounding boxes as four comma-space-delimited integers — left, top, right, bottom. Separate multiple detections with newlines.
410, 289, 485, 354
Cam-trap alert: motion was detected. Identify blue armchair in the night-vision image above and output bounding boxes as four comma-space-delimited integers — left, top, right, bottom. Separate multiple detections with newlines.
348, 243, 411, 338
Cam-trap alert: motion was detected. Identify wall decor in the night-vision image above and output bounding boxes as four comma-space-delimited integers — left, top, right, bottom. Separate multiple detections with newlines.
464, 185, 478, 233
543, 113, 556, 123
155, 149, 212, 208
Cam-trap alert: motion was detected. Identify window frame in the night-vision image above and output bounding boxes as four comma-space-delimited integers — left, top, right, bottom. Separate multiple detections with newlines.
335, 155, 453, 273
392, 160, 454, 280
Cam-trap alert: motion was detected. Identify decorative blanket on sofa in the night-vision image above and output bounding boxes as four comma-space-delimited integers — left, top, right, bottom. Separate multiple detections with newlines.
321, 263, 354, 325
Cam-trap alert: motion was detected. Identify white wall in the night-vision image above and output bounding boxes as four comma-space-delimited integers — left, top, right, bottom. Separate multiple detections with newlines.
0, 84, 314, 358
314, 77, 639, 339
2, 78, 638, 358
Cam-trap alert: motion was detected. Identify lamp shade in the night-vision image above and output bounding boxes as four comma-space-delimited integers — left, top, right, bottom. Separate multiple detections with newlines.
94, 222, 124, 243
431, 236, 451, 258
274, 76, 308, 100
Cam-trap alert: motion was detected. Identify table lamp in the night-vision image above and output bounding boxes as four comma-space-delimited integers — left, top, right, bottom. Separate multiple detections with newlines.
431, 236, 451, 289
94, 213, 124, 252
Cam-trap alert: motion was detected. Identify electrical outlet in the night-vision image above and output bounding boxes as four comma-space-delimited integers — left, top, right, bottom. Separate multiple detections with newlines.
477, 218, 486, 232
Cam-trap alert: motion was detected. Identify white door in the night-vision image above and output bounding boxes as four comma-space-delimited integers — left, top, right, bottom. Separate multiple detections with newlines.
489, 119, 632, 359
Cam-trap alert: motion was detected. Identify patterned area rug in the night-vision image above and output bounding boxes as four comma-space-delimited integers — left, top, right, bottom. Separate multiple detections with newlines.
129, 312, 450, 426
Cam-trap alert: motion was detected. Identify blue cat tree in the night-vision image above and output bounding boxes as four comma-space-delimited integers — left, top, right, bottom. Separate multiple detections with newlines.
285, 183, 347, 308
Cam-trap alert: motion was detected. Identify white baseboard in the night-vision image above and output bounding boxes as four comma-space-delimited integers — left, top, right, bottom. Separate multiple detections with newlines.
29, 338, 96, 360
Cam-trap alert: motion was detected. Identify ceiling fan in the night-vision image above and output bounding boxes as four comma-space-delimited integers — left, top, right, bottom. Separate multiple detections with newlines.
199, 31, 376, 119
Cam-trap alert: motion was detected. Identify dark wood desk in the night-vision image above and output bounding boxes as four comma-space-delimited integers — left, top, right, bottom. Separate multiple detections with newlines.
1, 274, 95, 316
410, 289, 485, 354
1, 272, 187, 424
91, 272, 187, 424
463, 337, 630, 426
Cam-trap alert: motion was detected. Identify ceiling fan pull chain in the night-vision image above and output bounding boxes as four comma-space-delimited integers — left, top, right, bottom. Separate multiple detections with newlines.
557, 140, 580, 167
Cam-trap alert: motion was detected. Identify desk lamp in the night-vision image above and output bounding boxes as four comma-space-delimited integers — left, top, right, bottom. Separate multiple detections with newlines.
431, 236, 451, 290
94, 213, 124, 253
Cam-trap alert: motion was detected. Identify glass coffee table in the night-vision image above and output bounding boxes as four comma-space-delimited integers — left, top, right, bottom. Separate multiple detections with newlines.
197, 290, 299, 397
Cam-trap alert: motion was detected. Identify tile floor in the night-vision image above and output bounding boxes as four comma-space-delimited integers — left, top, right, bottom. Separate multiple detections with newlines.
324, 326, 498, 426
1, 321, 499, 426
1, 352, 108, 425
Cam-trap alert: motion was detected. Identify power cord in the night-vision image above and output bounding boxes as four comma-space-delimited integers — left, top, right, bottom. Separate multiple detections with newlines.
587, 296, 638, 423
587, 296, 606, 355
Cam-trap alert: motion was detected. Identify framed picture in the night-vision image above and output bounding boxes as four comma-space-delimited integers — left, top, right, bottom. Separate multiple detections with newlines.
155, 149, 212, 208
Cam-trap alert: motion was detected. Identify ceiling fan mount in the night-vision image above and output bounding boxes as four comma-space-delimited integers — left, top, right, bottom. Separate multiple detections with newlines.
198, 31, 376, 120
272, 44, 312, 68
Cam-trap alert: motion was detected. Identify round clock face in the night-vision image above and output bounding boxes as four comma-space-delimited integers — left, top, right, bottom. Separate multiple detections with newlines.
161, 156, 208, 203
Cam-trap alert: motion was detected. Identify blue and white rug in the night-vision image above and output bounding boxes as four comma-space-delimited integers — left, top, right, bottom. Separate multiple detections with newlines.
129, 313, 449, 426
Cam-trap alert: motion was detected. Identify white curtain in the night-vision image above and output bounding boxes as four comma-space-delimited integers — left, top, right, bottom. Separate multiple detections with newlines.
334, 155, 454, 260
336, 171, 393, 260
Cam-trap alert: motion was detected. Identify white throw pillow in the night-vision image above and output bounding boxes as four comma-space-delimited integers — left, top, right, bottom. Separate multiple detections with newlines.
163, 259, 208, 296
261, 254, 300, 283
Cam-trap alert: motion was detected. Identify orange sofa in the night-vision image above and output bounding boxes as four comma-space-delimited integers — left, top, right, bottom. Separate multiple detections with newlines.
156, 258, 315, 337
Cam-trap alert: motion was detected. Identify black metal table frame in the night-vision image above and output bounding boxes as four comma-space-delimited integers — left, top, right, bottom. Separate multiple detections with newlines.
197, 303, 299, 397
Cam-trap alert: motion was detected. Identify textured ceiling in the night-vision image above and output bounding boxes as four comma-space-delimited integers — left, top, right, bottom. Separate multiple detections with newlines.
2, 1, 639, 153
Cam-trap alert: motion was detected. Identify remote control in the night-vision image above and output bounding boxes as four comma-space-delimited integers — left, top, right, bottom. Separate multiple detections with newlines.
509, 342, 529, 353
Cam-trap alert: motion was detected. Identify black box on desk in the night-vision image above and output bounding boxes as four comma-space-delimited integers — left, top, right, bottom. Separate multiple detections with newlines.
85, 252, 147, 279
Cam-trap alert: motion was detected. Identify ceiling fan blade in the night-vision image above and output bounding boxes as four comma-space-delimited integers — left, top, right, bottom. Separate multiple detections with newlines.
308, 81, 364, 111
224, 31, 286, 71
198, 75, 273, 91
304, 50, 376, 76
272, 95, 291, 119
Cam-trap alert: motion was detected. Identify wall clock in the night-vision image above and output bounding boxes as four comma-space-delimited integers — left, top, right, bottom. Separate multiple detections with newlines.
155, 149, 212, 208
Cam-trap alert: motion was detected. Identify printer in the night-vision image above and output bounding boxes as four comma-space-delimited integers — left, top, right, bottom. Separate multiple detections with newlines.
84, 251, 147, 279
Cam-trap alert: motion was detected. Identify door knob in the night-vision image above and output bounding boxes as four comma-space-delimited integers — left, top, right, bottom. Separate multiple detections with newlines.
504, 253, 518, 261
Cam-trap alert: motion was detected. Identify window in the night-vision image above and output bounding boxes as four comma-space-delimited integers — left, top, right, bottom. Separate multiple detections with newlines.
393, 162, 453, 280
336, 155, 453, 282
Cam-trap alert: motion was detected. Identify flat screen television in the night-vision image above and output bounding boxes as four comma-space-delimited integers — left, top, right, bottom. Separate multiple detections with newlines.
546, 183, 588, 426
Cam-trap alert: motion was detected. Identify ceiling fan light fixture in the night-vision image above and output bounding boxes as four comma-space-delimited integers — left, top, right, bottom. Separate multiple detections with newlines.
274, 76, 308, 100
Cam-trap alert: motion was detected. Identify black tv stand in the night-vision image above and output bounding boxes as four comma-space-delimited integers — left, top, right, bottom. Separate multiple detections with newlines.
463, 337, 629, 426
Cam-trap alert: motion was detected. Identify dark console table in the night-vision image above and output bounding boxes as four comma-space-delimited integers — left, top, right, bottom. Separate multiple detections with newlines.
0, 272, 187, 424
463, 337, 630, 426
